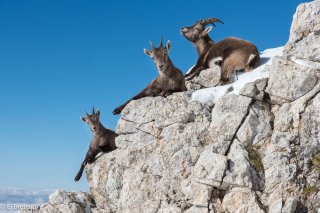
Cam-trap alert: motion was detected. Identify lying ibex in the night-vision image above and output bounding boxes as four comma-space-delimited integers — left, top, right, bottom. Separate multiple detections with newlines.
113, 39, 187, 115
180, 18, 260, 84
74, 108, 117, 181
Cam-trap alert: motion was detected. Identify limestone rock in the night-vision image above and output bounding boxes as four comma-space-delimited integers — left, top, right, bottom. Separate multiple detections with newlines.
284, 0, 320, 63
262, 131, 297, 193
237, 101, 273, 145
240, 78, 268, 101
192, 145, 228, 187
181, 180, 213, 207
299, 92, 320, 160
221, 139, 253, 189
25, 1, 320, 212
86, 92, 213, 212
221, 187, 264, 213
282, 197, 299, 213
273, 82, 320, 135
207, 94, 252, 154
21, 191, 94, 213
265, 57, 318, 104
81, 1, 320, 212
186, 66, 221, 91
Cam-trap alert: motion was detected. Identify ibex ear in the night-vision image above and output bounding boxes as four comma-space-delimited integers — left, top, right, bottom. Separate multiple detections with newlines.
144, 48, 152, 57
96, 109, 100, 117
166, 40, 171, 52
203, 26, 213, 35
80, 116, 86, 122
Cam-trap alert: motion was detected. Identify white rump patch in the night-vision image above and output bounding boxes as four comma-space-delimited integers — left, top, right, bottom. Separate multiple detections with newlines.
208, 57, 223, 67
247, 54, 256, 65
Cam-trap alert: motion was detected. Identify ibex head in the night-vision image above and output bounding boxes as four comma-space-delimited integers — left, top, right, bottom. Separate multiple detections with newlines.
80, 107, 101, 133
180, 18, 224, 42
144, 39, 172, 72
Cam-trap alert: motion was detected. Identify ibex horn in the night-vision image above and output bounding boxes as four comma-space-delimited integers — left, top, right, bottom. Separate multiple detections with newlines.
149, 40, 155, 49
85, 111, 89, 116
159, 37, 163, 47
92, 107, 95, 114
199, 18, 224, 26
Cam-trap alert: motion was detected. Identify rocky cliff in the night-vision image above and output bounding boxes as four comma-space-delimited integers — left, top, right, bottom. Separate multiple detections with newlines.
23, 1, 320, 212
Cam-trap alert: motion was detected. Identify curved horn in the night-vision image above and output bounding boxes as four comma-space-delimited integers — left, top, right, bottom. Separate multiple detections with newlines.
159, 37, 163, 47
149, 40, 155, 49
92, 107, 95, 114
199, 18, 224, 26
85, 111, 89, 116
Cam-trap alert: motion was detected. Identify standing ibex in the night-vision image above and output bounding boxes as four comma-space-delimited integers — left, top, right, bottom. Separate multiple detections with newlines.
112, 39, 187, 115
74, 108, 117, 181
180, 18, 260, 84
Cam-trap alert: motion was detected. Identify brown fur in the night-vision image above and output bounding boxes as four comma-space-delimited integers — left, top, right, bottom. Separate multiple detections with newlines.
75, 108, 117, 181
180, 18, 261, 84
113, 40, 187, 115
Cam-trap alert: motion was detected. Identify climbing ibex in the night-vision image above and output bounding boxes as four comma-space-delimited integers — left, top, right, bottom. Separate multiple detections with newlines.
113, 39, 187, 115
74, 108, 117, 181
180, 18, 260, 84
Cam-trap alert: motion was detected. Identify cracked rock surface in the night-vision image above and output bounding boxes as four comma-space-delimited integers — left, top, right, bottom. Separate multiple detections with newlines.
21, 191, 94, 213
84, 2, 320, 212
25, 1, 320, 212
186, 66, 221, 91
284, 0, 320, 64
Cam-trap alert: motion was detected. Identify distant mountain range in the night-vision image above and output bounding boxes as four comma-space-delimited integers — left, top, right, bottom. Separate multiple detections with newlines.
0, 187, 52, 204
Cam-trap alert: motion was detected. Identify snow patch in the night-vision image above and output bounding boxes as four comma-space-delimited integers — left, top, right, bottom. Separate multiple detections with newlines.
191, 47, 284, 105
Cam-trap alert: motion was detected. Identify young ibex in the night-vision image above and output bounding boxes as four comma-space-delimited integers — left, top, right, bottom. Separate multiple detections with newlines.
112, 39, 187, 115
180, 17, 261, 84
74, 108, 117, 181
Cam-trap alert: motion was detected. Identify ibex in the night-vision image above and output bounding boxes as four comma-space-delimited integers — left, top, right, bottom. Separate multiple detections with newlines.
113, 39, 187, 115
180, 18, 261, 84
74, 108, 117, 181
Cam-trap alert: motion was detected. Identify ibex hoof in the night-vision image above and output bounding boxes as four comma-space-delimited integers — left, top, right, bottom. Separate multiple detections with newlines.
112, 108, 121, 115
74, 175, 81, 182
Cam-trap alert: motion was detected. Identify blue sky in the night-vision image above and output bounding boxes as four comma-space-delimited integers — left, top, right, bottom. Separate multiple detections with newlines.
0, 0, 309, 192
